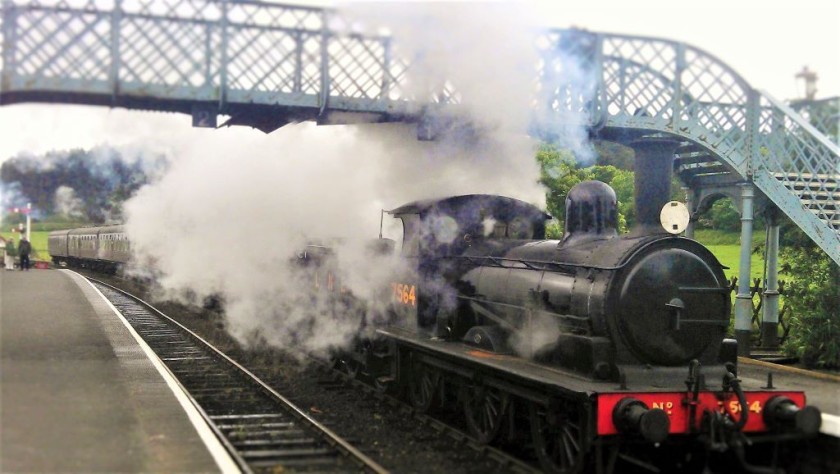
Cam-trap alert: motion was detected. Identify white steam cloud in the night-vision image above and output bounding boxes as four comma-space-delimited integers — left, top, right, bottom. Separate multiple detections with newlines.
336, 1, 540, 133
124, 121, 542, 355
0, 181, 27, 214
123, 3, 595, 356
53, 185, 85, 219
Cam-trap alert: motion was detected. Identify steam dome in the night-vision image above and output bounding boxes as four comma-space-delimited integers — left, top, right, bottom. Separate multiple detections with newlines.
564, 180, 618, 241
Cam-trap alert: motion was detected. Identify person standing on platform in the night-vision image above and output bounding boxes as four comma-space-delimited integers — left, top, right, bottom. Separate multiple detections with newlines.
4, 238, 16, 270
18, 237, 31, 271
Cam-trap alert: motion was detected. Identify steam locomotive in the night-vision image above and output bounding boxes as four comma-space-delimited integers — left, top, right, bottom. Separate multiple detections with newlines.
311, 184, 821, 473
49, 174, 822, 473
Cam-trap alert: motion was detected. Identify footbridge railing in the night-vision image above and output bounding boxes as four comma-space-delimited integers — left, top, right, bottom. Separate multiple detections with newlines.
1, 0, 838, 264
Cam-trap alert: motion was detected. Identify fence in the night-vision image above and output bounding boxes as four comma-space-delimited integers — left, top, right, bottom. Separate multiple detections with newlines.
728, 277, 791, 348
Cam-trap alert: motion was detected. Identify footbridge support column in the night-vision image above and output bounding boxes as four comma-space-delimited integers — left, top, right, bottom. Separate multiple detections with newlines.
761, 208, 781, 349
684, 186, 696, 239
735, 183, 755, 355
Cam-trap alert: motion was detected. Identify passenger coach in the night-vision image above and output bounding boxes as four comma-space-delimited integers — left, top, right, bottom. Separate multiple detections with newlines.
49, 225, 129, 272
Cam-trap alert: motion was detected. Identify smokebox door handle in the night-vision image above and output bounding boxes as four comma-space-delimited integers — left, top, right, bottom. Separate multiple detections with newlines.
666, 298, 685, 330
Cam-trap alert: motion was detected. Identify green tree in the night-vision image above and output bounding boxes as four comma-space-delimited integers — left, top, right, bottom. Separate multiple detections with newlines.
537, 144, 635, 235
536, 143, 588, 223
0, 147, 165, 223
590, 165, 635, 231
593, 140, 635, 170
610, 170, 635, 229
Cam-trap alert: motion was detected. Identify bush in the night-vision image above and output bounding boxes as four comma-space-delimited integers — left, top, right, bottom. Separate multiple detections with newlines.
780, 248, 840, 369
545, 220, 563, 239
697, 198, 741, 232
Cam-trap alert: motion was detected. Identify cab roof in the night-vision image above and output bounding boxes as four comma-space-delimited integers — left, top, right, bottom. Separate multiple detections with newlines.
389, 194, 551, 221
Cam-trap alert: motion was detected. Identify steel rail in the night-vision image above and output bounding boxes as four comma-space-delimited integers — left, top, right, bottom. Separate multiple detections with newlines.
88, 277, 389, 474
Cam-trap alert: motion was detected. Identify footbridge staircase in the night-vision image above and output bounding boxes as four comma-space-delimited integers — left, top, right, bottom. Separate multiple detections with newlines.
1, 0, 838, 267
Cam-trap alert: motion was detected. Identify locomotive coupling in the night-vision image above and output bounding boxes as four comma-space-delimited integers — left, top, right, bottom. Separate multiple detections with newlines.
612, 397, 670, 443
763, 396, 822, 435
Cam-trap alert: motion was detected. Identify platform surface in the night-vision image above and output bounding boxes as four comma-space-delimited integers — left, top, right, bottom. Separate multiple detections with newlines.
738, 356, 840, 436
0, 269, 229, 472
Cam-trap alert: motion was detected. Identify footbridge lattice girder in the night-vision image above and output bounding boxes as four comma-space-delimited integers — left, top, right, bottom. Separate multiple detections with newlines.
1, 0, 838, 264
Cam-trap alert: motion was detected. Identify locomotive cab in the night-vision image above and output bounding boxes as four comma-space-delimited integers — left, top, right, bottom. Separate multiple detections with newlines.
389, 194, 550, 258
387, 195, 551, 336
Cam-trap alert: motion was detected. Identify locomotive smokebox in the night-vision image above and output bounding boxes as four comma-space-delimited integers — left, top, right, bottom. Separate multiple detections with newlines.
630, 139, 682, 235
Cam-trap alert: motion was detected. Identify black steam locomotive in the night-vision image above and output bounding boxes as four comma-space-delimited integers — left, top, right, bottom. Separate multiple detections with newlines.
310, 170, 821, 472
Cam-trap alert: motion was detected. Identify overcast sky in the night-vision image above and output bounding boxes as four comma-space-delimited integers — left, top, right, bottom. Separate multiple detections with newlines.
0, 0, 837, 162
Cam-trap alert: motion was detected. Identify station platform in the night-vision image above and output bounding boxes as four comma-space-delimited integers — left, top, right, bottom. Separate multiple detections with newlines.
0, 269, 236, 473
739, 356, 840, 437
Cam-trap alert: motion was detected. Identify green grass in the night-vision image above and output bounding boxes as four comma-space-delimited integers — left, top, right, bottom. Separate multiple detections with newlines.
2, 220, 86, 262
2, 230, 61, 262
692, 228, 763, 246
693, 231, 774, 336
703, 244, 766, 281
692, 230, 767, 281
692, 229, 740, 245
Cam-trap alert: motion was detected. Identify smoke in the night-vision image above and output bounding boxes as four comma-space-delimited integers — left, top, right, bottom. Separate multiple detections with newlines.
336, 1, 540, 134
357, 124, 543, 203
0, 181, 26, 214
531, 29, 600, 165
122, 2, 598, 357
333, 3, 598, 164
53, 186, 85, 219
87, 145, 170, 187
508, 312, 563, 359
123, 119, 544, 355
0, 145, 169, 221
123, 124, 389, 354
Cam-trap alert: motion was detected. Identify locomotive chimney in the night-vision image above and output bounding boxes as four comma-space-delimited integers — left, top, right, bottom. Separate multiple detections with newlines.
629, 139, 682, 235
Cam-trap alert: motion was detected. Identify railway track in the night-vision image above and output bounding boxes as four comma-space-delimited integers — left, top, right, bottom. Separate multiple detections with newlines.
88, 273, 540, 473
89, 278, 387, 474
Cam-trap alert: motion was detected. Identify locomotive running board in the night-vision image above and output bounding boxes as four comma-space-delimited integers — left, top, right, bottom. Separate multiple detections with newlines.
378, 325, 601, 399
